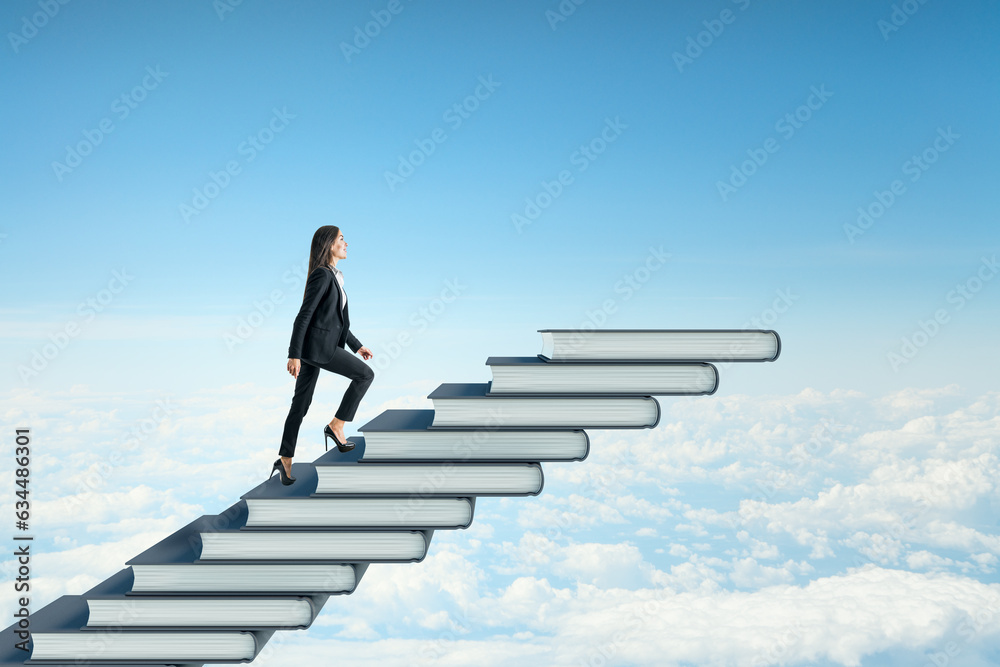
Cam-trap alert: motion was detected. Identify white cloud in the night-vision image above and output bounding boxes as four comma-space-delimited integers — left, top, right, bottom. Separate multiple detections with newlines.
311, 566, 1000, 667
728, 556, 797, 588
736, 530, 782, 560
730, 454, 1000, 561
554, 541, 655, 589
1, 485, 203, 532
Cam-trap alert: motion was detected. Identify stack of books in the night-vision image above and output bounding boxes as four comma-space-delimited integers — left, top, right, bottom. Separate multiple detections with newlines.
0, 329, 778, 665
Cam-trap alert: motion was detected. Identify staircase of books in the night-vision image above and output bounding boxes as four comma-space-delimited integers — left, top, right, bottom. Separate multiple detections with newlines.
2, 329, 780, 666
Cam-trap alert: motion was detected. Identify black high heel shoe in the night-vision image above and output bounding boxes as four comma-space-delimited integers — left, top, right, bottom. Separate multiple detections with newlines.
324, 425, 355, 452
269, 458, 295, 485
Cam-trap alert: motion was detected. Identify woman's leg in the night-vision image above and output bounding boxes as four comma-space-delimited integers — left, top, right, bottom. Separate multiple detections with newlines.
278, 360, 321, 472
315, 347, 375, 441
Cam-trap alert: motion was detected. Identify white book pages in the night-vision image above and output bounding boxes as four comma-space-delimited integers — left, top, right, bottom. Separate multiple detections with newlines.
540, 330, 778, 360
200, 531, 426, 560
362, 429, 586, 460
130, 564, 355, 592
431, 396, 657, 427
87, 598, 313, 627
489, 362, 716, 393
315, 464, 542, 495
30, 632, 254, 660
246, 497, 472, 527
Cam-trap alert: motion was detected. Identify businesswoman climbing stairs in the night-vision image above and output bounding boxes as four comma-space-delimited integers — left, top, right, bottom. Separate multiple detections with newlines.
271, 225, 374, 485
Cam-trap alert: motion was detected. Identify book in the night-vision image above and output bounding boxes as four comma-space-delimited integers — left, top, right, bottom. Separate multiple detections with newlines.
127, 511, 364, 593
427, 382, 660, 428
199, 530, 432, 562
245, 497, 475, 529
82, 569, 326, 630
358, 409, 589, 461
87, 597, 319, 629
241, 457, 476, 528
486, 356, 719, 394
11, 593, 273, 663
537, 329, 781, 361
315, 456, 544, 496
131, 563, 358, 594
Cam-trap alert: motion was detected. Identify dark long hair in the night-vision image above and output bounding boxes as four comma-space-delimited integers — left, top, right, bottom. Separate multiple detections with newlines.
305, 225, 340, 299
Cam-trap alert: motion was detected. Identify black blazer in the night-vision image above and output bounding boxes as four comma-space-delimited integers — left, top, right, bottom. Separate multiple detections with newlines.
288, 265, 363, 364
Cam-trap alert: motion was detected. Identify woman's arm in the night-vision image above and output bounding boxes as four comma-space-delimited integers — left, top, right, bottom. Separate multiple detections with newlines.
346, 331, 363, 354
287, 267, 331, 360
346, 332, 372, 360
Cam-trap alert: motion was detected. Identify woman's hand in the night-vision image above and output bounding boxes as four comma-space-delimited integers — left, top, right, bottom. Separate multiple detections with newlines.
287, 358, 301, 378
358, 347, 373, 361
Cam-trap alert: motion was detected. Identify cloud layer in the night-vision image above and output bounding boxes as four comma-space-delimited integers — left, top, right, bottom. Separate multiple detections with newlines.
2, 383, 999, 666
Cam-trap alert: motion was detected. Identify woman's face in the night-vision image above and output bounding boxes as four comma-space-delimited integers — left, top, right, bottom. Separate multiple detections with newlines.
329, 233, 347, 262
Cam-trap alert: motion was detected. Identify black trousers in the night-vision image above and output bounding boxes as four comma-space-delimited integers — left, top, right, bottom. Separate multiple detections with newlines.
279, 347, 374, 458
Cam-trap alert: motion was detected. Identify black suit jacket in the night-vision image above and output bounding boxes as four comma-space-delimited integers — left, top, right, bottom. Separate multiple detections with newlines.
288, 265, 363, 364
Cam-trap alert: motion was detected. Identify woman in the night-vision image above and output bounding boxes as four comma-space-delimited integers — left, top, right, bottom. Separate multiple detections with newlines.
271, 225, 374, 485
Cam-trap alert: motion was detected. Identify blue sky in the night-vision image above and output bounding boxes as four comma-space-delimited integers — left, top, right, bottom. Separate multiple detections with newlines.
3, 0, 998, 397
2, 1, 999, 665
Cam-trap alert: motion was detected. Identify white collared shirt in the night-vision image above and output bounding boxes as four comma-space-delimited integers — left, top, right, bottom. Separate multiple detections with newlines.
328, 263, 347, 311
